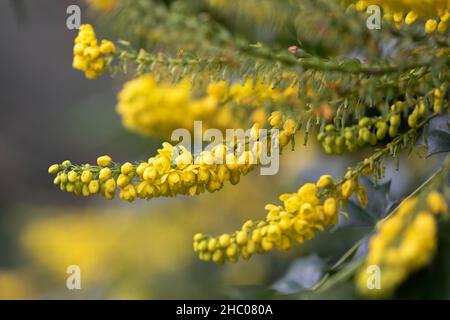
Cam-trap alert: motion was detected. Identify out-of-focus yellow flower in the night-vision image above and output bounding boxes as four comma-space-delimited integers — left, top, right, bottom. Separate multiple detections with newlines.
73, 24, 115, 79
0, 271, 32, 299
21, 209, 193, 285
350, 0, 449, 34
86, 0, 118, 13
117, 75, 215, 136
116, 74, 302, 138
356, 191, 447, 299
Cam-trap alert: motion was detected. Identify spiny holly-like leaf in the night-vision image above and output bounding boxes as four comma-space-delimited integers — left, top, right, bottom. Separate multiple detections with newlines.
417, 114, 450, 158
333, 178, 396, 231
272, 254, 325, 294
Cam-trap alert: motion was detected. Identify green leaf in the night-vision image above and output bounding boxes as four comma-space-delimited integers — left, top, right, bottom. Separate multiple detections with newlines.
272, 254, 325, 294
418, 114, 450, 158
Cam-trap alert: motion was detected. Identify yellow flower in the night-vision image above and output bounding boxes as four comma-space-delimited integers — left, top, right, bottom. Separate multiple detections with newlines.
97, 155, 112, 167
427, 191, 448, 215
349, 1, 449, 34
316, 175, 334, 189
341, 179, 355, 199
425, 19, 438, 33
49, 137, 282, 201
193, 175, 358, 263
356, 192, 443, 299
72, 24, 114, 79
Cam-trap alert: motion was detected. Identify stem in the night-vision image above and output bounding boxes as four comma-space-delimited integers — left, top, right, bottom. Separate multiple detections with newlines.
310, 153, 450, 295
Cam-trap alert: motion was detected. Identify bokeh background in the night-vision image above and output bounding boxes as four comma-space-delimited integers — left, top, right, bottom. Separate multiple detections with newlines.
0, 0, 445, 299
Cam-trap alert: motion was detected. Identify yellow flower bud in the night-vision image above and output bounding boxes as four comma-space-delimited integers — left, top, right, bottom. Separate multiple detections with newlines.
251, 229, 263, 243
53, 176, 61, 185
136, 162, 149, 176
219, 234, 231, 248
121, 162, 134, 175
212, 250, 225, 264
425, 19, 438, 33
268, 111, 284, 127
48, 164, 60, 174
427, 191, 448, 215
100, 40, 115, 54
67, 171, 78, 183
323, 198, 338, 217
84, 46, 100, 60
97, 155, 112, 167
267, 225, 281, 241
236, 231, 248, 245
341, 179, 355, 199
80, 170, 93, 183
88, 180, 100, 194
193, 233, 204, 242
72, 56, 88, 70
226, 244, 238, 258
437, 20, 448, 33
283, 119, 297, 135
61, 160, 72, 167
242, 220, 254, 230
117, 174, 130, 188
99, 167, 112, 182
104, 178, 116, 193
207, 238, 218, 251
261, 237, 273, 251
404, 11, 417, 25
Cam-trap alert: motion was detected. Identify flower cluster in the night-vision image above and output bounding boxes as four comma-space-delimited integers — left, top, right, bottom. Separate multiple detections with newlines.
267, 111, 298, 148
316, 89, 445, 155
116, 74, 301, 137
72, 24, 115, 79
356, 191, 448, 298
193, 175, 367, 264
351, 0, 449, 34
48, 140, 274, 201
117, 75, 219, 136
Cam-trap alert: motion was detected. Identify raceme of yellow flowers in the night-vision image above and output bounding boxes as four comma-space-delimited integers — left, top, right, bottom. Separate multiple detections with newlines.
193, 175, 368, 264
72, 24, 115, 79
317, 87, 447, 155
117, 74, 301, 137
48, 135, 288, 201
351, 0, 449, 33
356, 191, 449, 299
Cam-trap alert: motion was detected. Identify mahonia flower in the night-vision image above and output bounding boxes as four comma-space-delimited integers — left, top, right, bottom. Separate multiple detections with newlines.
351, 0, 449, 34
116, 74, 301, 137
117, 75, 220, 136
72, 24, 115, 79
317, 88, 447, 155
356, 191, 448, 298
48, 139, 278, 201
193, 175, 367, 264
